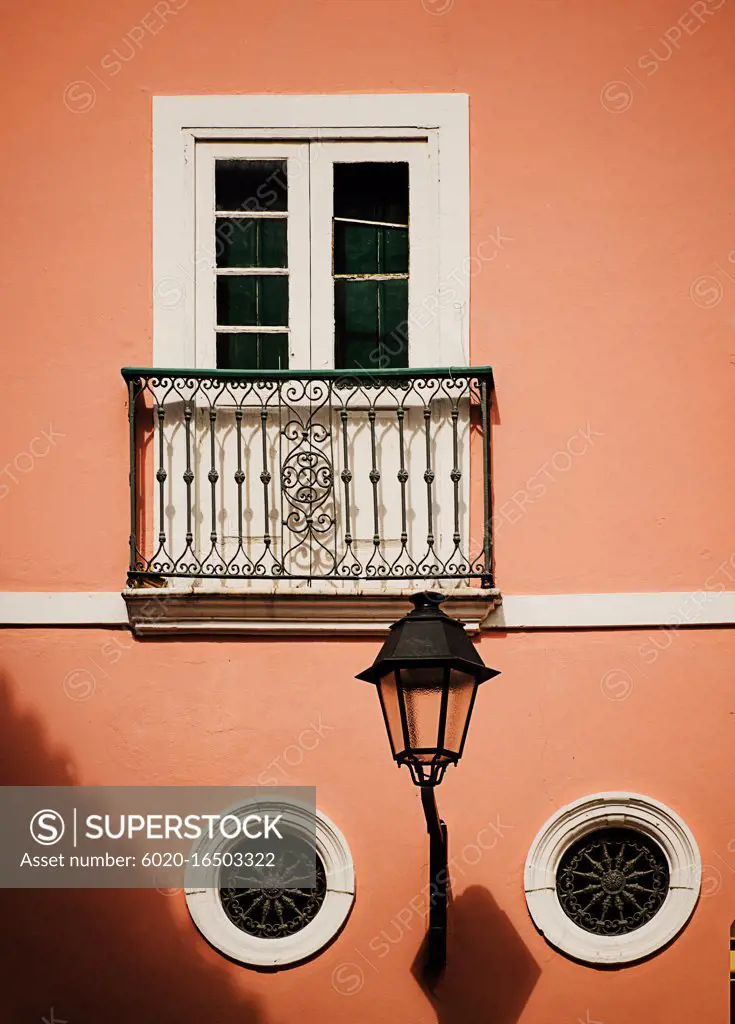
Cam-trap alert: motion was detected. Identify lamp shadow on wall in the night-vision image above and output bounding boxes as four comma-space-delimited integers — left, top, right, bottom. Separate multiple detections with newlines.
0, 672, 267, 1024
413, 885, 541, 1024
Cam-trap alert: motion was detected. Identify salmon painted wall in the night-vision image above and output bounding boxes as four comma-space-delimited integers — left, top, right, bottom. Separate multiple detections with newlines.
1, 0, 734, 593
1, 627, 734, 1021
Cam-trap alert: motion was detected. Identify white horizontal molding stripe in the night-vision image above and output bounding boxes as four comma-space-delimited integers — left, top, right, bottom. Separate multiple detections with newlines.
0, 592, 128, 625
2, 591, 735, 630
483, 592, 735, 630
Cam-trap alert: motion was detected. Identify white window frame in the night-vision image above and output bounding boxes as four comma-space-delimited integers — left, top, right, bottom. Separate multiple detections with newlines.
153, 94, 470, 369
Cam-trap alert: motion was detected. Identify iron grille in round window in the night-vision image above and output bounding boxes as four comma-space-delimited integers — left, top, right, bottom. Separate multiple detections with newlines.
556, 827, 670, 936
220, 836, 327, 939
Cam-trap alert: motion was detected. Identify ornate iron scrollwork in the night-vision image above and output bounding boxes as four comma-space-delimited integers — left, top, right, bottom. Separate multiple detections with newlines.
556, 827, 670, 935
220, 850, 327, 939
281, 422, 335, 537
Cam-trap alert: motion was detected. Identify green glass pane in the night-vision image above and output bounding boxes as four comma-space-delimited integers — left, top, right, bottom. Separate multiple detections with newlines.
380, 279, 409, 364
217, 333, 289, 370
334, 222, 408, 275
216, 218, 287, 268
336, 279, 376, 354
217, 276, 289, 327
334, 222, 377, 274
333, 163, 409, 224
215, 160, 287, 212
259, 276, 289, 327
383, 227, 408, 273
335, 279, 408, 370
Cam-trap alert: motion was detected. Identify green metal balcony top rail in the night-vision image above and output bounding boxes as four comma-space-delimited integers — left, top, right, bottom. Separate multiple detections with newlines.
121, 366, 495, 384
122, 365, 495, 587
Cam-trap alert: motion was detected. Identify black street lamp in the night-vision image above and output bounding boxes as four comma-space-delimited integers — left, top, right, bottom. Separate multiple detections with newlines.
356, 591, 500, 971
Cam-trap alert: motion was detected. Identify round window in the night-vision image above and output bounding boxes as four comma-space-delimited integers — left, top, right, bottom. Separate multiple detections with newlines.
186, 804, 354, 968
220, 834, 328, 939
524, 793, 701, 965
556, 826, 669, 936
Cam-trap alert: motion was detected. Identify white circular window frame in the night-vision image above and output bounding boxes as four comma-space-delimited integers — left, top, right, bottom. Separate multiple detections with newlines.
185, 800, 355, 968
524, 792, 701, 965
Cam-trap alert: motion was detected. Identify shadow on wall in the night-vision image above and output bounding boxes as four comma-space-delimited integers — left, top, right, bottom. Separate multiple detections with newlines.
0, 672, 266, 1024
413, 885, 541, 1024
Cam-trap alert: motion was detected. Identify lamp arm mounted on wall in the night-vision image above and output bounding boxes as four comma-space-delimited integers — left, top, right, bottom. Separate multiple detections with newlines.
421, 784, 448, 973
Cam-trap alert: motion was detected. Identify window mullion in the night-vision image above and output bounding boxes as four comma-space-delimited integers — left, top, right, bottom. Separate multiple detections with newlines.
194, 144, 217, 369
308, 143, 336, 371
286, 149, 311, 370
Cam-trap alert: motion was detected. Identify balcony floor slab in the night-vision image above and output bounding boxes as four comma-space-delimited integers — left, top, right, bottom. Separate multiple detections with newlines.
122, 582, 502, 636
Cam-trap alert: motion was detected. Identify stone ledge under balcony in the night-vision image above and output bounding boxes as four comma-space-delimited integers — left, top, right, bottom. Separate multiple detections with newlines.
122, 582, 502, 637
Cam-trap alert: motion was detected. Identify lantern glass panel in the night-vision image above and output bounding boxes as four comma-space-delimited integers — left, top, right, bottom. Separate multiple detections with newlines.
377, 671, 404, 756
398, 667, 445, 757
444, 670, 478, 754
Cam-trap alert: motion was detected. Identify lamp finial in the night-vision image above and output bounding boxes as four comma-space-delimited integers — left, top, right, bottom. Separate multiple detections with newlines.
410, 591, 445, 612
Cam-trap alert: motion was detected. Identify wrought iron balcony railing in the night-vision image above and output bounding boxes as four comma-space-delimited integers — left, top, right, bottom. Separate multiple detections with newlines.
122, 366, 494, 587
